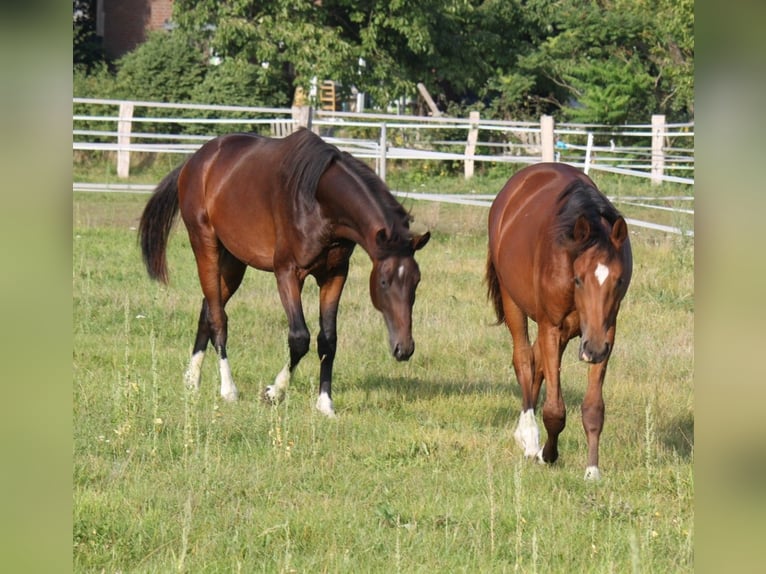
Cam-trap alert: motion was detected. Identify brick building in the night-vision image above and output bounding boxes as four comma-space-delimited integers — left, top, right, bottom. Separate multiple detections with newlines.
96, 0, 174, 60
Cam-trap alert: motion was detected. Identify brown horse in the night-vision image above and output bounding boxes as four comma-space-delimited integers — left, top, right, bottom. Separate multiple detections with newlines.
139, 129, 430, 417
486, 163, 632, 480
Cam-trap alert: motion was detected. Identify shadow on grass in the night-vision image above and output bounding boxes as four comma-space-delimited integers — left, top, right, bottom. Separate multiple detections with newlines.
355, 372, 595, 430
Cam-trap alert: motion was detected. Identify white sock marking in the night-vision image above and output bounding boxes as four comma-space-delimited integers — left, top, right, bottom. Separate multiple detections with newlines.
584, 465, 601, 481
514, 409, 542, 458
184, 351, 205, 391
595, 262, 609, 286
316, 392, 336, 418
264, 364, 290, 403
219, 358, 238, 402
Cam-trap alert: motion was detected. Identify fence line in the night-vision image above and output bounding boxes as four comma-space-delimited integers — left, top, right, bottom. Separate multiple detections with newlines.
73, 98, 693, 235
73, 97, 694, 184
71, 182, 693, 237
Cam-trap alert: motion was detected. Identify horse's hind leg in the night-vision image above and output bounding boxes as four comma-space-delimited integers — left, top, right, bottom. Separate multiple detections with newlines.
186, 241, 246, 402
262, 265, 310, 405
184, 299, 212, 391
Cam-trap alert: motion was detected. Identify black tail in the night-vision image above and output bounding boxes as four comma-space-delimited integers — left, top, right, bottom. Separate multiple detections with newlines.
485, 253, 505, 325
138, 165, 183, 284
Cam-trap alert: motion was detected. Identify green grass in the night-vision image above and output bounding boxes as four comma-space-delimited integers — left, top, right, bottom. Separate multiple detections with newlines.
73, 185, 693, 573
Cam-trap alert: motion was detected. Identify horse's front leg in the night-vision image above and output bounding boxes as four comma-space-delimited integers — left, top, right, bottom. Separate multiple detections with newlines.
538, 322, 567, 464
501, 297, 541, 458
262, 267, 309, 405
314, 270, 349, 417
581, 359, 609, 480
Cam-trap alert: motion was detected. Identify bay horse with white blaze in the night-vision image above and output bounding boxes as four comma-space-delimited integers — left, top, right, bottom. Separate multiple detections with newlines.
486, 163, 632, 480
139, 129, 430, 417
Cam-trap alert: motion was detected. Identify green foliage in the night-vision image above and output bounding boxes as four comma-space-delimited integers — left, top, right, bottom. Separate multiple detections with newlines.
73, 0, 107, 71
115, 31, 206, 103
73, 0, 693, 122
74, 62, 117, 99
517, 0, 694, 123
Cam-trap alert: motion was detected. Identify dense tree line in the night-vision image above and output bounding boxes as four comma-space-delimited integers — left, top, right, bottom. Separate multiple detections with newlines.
73, 0, 693, 123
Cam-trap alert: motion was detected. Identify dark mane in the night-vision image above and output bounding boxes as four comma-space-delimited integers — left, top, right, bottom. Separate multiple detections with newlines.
553, 179, 623, 253
280, 128, 342, 212
279, 128, 415, 255
339, 151, 415, 255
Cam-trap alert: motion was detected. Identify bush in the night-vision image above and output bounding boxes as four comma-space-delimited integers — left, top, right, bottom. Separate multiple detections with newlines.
114, 31, 206, 103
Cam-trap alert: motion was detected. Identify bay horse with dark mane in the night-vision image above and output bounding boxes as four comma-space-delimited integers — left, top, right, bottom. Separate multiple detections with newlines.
139, 128, 430, 417
486, 163, 632, 479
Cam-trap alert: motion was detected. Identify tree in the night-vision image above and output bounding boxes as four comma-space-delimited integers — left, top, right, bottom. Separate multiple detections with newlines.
73, 0, 693, 122
514, 0, 693, 123
73, 0, 107, 71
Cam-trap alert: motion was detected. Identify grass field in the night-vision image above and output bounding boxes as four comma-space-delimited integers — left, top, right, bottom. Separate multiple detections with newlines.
73, 172, 693, 572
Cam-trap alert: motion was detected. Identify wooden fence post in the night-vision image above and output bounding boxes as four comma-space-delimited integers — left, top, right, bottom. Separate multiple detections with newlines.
651, 114, 666, 185
540, 114, 554, 162
378, 123, 387, 181
117, 101, 134, 179
464, 111, 479, 179
292, 105, 311, 129
584, 132, 594, 174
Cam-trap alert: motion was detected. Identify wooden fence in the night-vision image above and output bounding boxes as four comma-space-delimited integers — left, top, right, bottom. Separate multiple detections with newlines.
73, 98, 694, 185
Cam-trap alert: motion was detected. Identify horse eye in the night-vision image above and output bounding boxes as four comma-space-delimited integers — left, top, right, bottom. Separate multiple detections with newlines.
574, 277, 583, 288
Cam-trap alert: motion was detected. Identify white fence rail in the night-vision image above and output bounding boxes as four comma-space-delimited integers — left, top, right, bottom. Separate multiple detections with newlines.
73, 98, 694, 235
73, 98, 693, 183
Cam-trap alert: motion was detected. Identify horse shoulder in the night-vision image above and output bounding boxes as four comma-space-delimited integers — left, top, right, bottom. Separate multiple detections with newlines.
535, 248, 576, 325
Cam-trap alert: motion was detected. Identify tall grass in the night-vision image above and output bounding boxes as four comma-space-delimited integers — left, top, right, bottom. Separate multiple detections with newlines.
73, 182, 693, 572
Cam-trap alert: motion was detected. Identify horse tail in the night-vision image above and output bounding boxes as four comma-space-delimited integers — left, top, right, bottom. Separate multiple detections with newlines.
138, 165, 183, 284
485, 253, 505, 325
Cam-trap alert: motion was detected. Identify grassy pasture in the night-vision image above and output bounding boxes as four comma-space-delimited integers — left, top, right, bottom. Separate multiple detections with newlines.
73, 174, 693, 572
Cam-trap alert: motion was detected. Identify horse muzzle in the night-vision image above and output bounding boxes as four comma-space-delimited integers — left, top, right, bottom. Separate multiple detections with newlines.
579, 339, 610, 364
392, 339, 415, 361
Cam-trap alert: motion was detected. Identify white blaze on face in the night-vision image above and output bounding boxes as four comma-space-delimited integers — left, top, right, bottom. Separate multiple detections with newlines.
595, 262, 609, 286
398, 265, 405, 279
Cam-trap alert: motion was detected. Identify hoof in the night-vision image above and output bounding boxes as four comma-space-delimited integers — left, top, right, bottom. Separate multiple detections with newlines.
183, 373, 200, 392
221, 389, 239, 403
315, 393, 336, 418
261, 385, 284, 405
584, 466, 601, 481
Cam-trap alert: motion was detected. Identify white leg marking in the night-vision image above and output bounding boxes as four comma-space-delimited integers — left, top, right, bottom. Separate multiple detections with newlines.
315, 392, 336, 418
219, 357, 238, 402
263, 364, 290, 404
595, 262, 609, 286
183, 351, 205, 391
584, 465, 601, 481
514, 409, 543, 459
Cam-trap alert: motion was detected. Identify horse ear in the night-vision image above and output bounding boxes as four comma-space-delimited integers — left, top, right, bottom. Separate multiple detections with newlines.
411, 231, 431, 251
611, 217, 628, 248
573, 216, 590, 243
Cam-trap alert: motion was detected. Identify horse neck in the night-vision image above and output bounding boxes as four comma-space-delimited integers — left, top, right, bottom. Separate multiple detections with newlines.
318, 161, 402, 256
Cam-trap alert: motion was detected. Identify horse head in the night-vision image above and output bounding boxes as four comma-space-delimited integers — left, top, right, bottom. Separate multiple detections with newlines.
571, 216, 632, 364
370, 229, 430, 361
